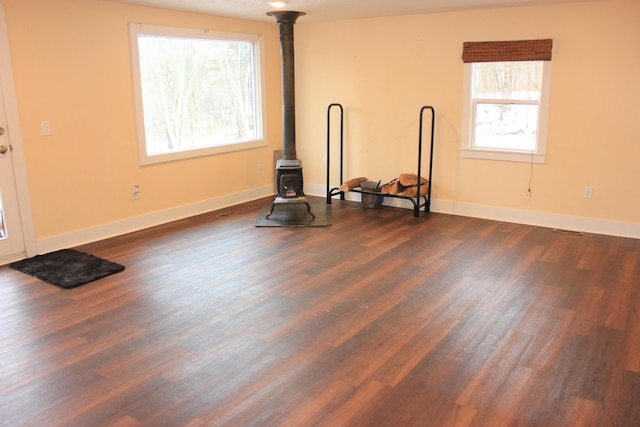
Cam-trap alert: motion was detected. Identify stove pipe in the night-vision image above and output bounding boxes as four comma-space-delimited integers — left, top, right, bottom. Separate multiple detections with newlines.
267, 11, 305, 162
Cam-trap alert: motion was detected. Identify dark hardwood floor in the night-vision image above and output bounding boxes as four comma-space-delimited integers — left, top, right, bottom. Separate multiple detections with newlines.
1, 197, 639, 426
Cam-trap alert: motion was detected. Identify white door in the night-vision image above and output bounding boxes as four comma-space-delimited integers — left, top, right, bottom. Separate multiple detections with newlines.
0, 4, 31, 263
0, 82, 25, 261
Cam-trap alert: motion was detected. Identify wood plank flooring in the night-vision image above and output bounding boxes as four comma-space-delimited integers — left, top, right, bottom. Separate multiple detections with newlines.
1, 196, 639, 426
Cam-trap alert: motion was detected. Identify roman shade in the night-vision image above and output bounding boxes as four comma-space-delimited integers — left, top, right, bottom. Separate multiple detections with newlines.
462, 39, 553, 63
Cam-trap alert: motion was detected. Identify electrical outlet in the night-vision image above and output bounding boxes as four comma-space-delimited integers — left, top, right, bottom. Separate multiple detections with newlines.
583, 186, 593, 199
131, 185, 141, 201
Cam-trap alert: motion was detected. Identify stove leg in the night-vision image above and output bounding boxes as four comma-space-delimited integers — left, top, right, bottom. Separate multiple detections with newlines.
305, 202, 316, 220
265, 203, 277, 219
266, 200, 315, 220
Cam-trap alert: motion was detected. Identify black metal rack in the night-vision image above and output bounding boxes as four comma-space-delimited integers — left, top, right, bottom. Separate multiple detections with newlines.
326, 104, 435, 217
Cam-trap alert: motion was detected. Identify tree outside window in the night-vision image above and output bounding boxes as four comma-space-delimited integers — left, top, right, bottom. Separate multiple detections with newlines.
130, 24, 266, 165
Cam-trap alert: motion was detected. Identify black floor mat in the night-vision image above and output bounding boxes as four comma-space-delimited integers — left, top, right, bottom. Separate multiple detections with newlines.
9, 249, 125, 289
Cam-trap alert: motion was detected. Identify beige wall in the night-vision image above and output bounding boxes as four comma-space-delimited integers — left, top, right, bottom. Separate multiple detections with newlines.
2, 0, 282, 242
2, 0, 639, 246
295, 0, 640, 228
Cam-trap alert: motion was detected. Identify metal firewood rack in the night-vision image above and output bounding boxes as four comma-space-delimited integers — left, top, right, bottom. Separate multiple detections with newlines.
326, 104, 435, 217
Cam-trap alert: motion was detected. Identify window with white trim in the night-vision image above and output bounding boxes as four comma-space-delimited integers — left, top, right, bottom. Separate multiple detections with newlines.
129, 23, 266, 165
461, 39, 552, 164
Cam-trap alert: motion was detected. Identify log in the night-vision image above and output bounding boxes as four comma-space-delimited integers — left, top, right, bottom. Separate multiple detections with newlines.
401, 182, 429, 197
381, 179, 402, 195
339, 177, 368, 192
398, 173, 428, 187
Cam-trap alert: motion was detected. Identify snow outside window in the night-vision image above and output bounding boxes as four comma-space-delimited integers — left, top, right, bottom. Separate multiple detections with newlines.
461, 60, 551, 164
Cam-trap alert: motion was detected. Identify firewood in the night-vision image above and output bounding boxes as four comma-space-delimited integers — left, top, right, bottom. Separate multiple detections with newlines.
381, 180, 402, 195
401, 182, 429, 197
398, 173, 428, 187
339, 177, 368, 192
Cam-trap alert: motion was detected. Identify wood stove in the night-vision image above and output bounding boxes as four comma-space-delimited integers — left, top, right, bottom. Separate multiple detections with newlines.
265, 10, 314, 220
276, 159, 304, 199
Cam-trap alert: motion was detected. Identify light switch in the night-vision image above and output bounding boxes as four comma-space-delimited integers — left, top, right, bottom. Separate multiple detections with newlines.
41, 120, 52, 136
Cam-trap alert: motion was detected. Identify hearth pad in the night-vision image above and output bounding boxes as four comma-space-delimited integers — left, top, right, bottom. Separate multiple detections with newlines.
255, 203, 331, 227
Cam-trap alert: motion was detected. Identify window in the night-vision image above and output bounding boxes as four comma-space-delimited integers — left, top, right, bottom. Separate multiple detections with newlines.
461, 39, 552, 163
129, 23, 266, 165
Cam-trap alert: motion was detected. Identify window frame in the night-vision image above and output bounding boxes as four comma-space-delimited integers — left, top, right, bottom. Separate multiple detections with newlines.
461, 60, 552, 164
129, 23, 267, 165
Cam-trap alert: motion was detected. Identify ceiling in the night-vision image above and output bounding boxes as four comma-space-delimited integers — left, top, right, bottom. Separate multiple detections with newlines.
103, 0, 594, 23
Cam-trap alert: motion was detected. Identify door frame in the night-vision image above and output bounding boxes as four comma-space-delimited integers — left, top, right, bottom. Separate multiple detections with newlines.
0, 5, 37, 261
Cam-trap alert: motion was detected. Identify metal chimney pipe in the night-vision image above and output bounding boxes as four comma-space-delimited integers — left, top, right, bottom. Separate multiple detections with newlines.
267, 11, 305, 161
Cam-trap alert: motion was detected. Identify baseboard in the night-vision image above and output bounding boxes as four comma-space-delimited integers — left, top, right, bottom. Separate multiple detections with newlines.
307, 183, 640, 239
37, 185, 275, 254
36, 184, 640, 254
433, 199, 640, 239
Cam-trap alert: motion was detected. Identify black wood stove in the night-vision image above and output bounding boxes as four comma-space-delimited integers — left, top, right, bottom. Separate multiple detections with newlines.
265, 10, 314, 220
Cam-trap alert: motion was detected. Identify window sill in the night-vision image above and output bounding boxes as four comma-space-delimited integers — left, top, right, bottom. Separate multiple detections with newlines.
139, 138, 267, 166
460, 148, 546, 164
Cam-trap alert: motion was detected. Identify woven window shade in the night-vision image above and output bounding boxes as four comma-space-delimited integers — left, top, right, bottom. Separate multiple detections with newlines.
462, 39, 553, 63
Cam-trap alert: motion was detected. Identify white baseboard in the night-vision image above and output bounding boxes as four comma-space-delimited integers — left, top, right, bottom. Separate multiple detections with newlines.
36, 183, 640, 254
432, 199, 640, 239
37, 185, 275, 254
307, 183, 640, 239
